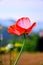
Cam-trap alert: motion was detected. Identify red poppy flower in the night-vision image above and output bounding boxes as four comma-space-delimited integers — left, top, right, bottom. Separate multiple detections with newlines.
8, 17, 36, 35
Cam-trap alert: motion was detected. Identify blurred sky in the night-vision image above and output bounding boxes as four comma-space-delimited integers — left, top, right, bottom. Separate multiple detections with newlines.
0, 0, 43, 32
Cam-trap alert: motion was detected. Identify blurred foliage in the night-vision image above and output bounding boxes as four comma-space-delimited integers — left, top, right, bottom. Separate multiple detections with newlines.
23, 34, 39, 52
0, 26, 3, 29
0, 34, 39, 52
13, 34, 39, 52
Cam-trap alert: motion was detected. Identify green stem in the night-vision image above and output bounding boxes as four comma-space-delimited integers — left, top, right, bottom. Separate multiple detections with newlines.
14, 38, 25, 65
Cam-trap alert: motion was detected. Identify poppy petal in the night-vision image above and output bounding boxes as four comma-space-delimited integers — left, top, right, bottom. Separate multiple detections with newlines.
8, 26, 14, 34
10, 24, 25, 35
16, 17, 31, 29
26, 22, 36, 34
8, 24, 25, 35
16, 25, 25, 34
8, 24, 21, 35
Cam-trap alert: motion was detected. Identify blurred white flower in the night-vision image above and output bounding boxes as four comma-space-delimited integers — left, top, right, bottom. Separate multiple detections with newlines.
6, 43, 13, 50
